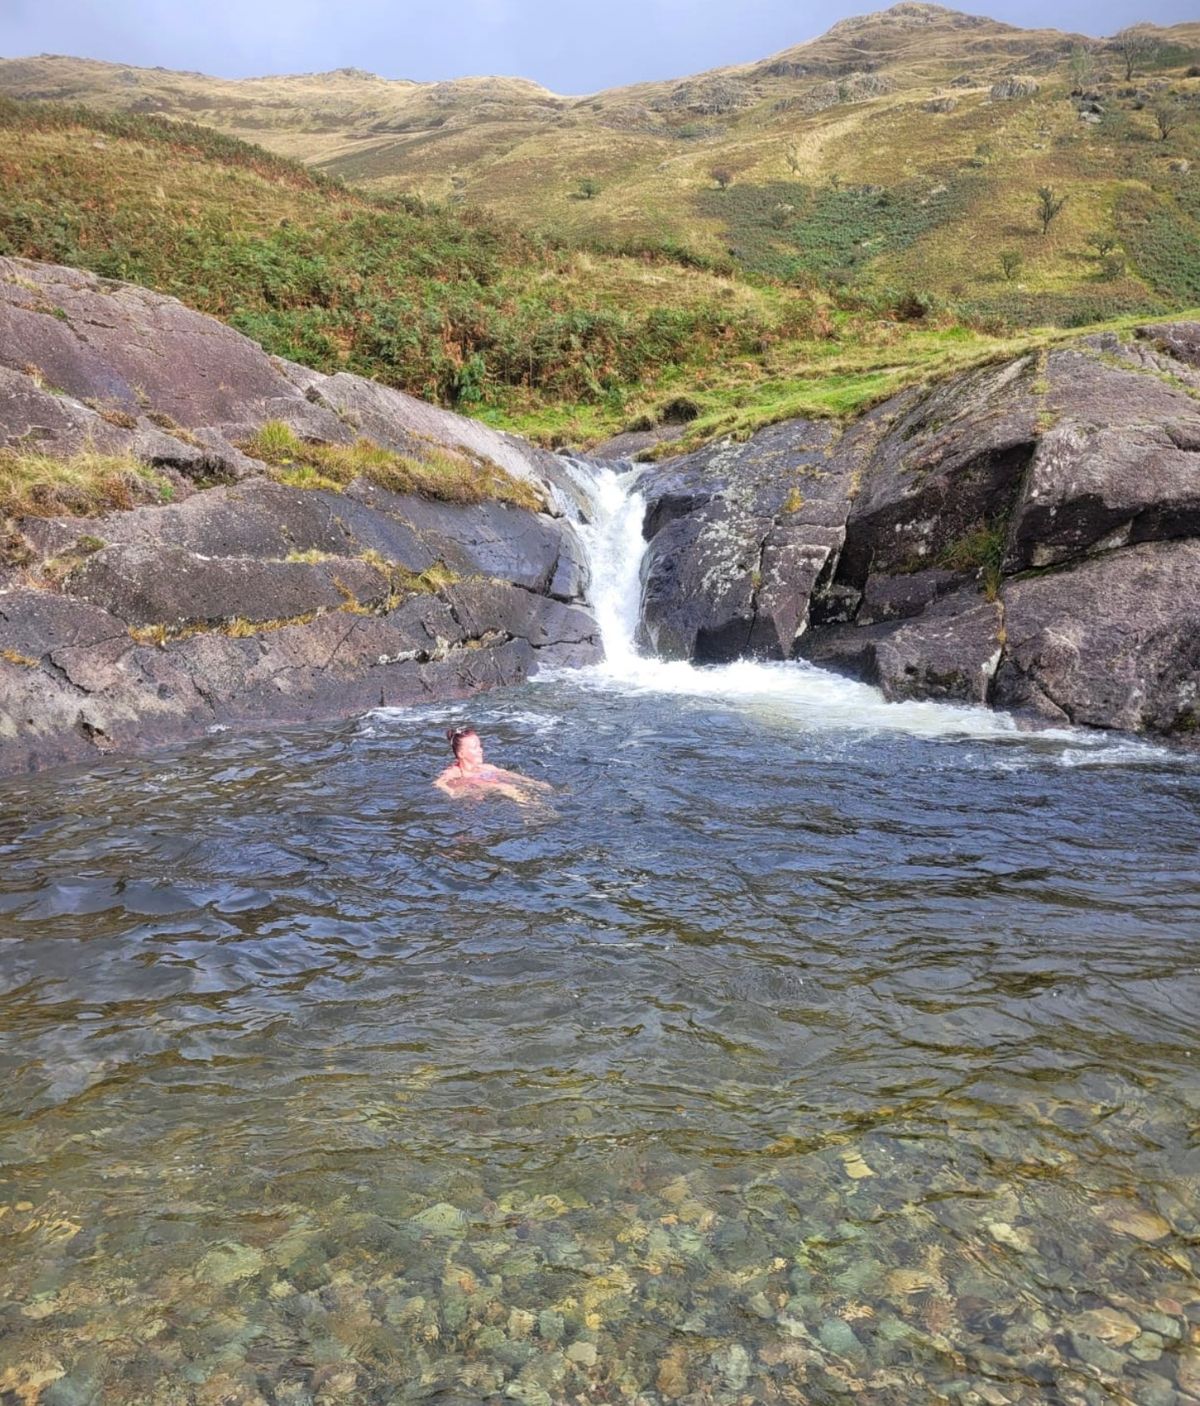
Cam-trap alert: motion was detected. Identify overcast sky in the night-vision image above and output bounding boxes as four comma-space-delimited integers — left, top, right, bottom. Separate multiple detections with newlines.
2, 0, 1194, 93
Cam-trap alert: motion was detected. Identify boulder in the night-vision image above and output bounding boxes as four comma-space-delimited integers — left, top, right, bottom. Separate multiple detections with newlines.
20, 479, 438, 575
857, 568, 966, 624
1006, 421, 1200, 570
0, 256, 322, 430
590, 424, 688, 461
995, 344, 1200, 570
637, 419, 848, 661
831, 357, 1039, 591
443, 579, 601, 666
347, 483, 588, 599
0, 365, 255, 483
797, 620, 892, 685
991, 77, 1040, 99
994, 542, 1200, 733
1136, 321, 1200, 371
749, 520, 845, 656
640, 507, 763, 661
0, 255, 577, 497
801, 589, 1002, 705
0, 574, 600, 775
635, 321, 1200, 739
0, 257, 604, 775
872, 590, 1003, 703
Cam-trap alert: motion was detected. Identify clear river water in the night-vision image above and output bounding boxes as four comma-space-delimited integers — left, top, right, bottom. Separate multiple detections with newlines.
1, 467, 1198, 1406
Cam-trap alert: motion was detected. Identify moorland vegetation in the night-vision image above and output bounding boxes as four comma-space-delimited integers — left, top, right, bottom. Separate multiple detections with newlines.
1, 4, 1199, 451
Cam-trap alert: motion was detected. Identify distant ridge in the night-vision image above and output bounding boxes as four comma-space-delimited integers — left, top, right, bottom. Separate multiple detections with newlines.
1, 4, 1197, 323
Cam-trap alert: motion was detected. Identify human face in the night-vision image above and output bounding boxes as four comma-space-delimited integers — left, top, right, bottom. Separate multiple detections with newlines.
456, 733, 484, 768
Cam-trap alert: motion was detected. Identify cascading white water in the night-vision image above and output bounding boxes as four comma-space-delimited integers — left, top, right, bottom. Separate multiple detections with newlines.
557, 461, 649, 676
551, 459, 1162, 759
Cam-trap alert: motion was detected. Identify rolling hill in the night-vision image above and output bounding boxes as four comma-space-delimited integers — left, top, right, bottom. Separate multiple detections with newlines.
1, 5, 1199, 450
2, 3, 1198, 324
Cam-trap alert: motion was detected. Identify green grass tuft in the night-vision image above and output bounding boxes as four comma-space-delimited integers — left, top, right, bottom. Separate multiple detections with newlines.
0, 448, 174, 521
241, 421, 545, 512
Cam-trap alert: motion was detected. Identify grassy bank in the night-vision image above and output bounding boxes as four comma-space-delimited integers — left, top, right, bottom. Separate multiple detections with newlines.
0, 100, 817, 437
1, 97, 1197, 456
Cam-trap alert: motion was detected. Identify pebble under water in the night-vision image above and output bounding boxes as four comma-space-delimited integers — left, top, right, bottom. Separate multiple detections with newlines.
1, 662, 1199, 1406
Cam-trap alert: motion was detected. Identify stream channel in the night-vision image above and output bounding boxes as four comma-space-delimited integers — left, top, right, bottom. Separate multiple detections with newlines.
1, 465, 1198, 1404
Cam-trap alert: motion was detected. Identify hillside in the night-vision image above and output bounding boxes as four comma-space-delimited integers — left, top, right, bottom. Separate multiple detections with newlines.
9, 95, 1169, 458
0, 98, 836, 447
2, 3, 1199, 327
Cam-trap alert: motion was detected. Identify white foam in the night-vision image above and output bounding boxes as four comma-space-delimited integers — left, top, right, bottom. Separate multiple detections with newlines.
552, 462, 1192, 762
553, 461, 1018, 742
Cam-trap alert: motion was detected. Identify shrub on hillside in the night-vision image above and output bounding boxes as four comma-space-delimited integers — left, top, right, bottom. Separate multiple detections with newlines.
1036, 186, 1068, 235
0, 99, 804, 414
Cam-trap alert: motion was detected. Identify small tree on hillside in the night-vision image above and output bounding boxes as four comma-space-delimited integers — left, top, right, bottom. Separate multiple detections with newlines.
999, 249, 1024, 281
1068, 43, 1097, 92
1087, 230, 1119, 257
710, 166, 734, 190
1113, 27, 1161, 83
1036, 185, 1068, 235
1153, 102, 1181, 141
577, 176, 600, 200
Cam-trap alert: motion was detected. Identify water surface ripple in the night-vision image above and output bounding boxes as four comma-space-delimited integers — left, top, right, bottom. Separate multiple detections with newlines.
1, 675, 1198, 1404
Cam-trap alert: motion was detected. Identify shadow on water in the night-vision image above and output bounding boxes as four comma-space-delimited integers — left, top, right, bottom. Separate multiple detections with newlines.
1, 670, 1199, 1403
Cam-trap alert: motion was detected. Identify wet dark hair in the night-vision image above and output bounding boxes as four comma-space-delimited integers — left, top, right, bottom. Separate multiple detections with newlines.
446, 725, 478, 757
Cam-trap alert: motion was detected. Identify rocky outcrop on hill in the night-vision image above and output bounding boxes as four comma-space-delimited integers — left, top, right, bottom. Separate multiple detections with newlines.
636, 325, 1200, 738
0, 257, 599, 775
990, 76, 1041, 99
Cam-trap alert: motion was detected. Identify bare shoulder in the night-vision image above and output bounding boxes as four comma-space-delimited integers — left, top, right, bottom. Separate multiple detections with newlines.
499, 768, 553, 792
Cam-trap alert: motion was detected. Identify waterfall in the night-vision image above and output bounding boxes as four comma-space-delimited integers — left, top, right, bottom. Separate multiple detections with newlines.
556, 459, 648, 674
550, 458, 1042, 741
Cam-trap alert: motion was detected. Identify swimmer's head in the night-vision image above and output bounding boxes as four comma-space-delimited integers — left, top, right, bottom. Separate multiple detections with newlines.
446, 725, 481, 762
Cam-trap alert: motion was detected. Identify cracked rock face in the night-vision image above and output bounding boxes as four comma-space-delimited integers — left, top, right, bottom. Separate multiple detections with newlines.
636, 420, 845, 662
0, 257, 600, 775
995, 542, 1200, 732
635, 324, 1200, 739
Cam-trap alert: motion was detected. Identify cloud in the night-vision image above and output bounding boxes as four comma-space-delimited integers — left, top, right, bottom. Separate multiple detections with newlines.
1, 0, 1195, 89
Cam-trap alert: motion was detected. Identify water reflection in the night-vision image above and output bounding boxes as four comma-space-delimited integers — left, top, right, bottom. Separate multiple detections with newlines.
1, 681, 1198, 1404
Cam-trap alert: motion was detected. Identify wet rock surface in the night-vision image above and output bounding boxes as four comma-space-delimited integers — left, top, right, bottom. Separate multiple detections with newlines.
0, 257, 600, 775
995, 541, 1200, 731
0, 583, 598, 776
6, 250, 1200, 760
636, 419, 846, 662
637, 326, 1200, 738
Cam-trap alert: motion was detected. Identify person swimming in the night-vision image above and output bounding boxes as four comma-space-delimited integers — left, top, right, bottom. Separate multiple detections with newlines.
434, 725, 553, 803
